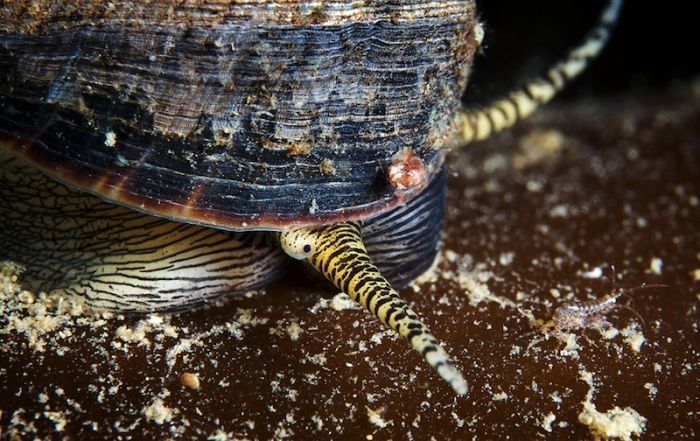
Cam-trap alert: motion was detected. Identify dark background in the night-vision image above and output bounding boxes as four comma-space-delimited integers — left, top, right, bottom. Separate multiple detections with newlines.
464, 0, 699, 103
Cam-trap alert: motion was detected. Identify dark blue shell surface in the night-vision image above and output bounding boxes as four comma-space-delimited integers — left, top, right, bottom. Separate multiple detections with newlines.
0, 1, 479, 230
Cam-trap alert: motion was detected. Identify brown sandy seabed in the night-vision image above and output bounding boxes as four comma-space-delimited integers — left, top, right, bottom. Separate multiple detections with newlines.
1, 82, 699, 440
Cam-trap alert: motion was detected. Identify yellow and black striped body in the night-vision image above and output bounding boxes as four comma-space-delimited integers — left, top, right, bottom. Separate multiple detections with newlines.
1, 149, 461, 390
280, 223, 468, 395
451, 0, 622, 145
0, 150, 287, 311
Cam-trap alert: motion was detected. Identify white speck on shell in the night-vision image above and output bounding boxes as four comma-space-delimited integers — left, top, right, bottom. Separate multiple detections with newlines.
104, 131, 116, 147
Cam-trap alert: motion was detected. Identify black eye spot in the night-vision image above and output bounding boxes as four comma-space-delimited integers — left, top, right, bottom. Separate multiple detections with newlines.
303, 244, 312, 253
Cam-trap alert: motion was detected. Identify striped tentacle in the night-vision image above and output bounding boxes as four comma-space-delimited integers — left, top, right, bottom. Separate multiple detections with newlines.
280, 223, 468, 395
452, 0, 623, 144
0, 151, 286, 312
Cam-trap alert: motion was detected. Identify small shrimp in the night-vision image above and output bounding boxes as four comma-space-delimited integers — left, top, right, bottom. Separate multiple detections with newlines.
551, 282, 666, 332
552, 290, 620, 330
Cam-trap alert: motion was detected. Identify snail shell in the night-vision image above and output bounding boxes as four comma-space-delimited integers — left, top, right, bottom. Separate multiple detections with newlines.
0, 0, 479, 230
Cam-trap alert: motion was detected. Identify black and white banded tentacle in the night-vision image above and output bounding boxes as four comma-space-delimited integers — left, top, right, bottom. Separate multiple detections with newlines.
452, 0, 623, 144
280, 222, 468, 395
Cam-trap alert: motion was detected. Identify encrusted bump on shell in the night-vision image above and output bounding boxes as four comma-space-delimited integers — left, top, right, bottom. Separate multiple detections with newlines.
387, 148, 427, 191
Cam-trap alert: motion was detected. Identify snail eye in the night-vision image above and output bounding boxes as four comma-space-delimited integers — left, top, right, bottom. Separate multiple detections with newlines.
303, 244, 312, 253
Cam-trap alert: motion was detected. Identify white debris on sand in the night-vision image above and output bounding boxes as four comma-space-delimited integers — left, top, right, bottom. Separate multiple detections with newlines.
600, 327, 620, 340
310, 293, 360, 313
458, 268, 495, 306
499, 252, 515, 266
621, 324, 645, 353
285, 321, 303, 341
411, 249, 543, 328
577, 369, 647, 441
143, 398, 178, 424
207, 429, 237, 441
492, 392, 508, 401
644, 383, 657, 399
581, 267, 604, 279
114, 324, 149, 346
366, 407, 391, 428
692, 268, 700, 282
1, 262, 87, 353
329, 293, 359, 311
540, 412, 556, 432
557, 332, 581, 359
43, 410, 68, 432
578, 402, 646, 441
512, 129, 565, 170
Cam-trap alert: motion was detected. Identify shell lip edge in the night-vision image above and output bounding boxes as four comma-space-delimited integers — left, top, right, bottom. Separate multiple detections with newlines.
0, 136, 446, 232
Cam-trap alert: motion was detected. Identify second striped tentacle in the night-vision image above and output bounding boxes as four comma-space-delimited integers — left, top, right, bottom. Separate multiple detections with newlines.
280, 222, 468, 395
451, 0, 623, 145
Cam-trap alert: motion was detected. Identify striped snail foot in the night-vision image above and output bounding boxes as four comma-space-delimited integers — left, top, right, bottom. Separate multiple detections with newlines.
0, 151, 287, 312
